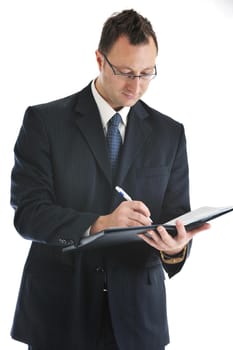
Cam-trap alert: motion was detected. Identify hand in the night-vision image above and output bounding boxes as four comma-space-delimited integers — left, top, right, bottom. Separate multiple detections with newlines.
90, 201, 152, 235
138, 219, 211, 255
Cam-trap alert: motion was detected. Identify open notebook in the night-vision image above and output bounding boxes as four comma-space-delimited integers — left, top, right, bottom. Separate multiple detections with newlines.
63, 205, 233, 252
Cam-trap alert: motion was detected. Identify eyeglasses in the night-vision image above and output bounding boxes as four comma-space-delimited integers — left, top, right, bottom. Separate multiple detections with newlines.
102, 53, 157, 81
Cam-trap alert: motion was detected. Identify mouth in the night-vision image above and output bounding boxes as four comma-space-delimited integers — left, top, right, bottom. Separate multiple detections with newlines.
122, 91, 138, 100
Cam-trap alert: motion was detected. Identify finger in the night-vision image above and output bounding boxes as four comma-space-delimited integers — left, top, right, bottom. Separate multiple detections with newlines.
138, 233, 161, 250
156, 225, 175, 245
130, 201, 151, 218
128, 211, 152, 226
156, 224, 188, 252
115, 203, 151, 226
175, 220, 187, 240
188, 222, 211, 236
146, 230, 162, 244
138, 229, 170, 251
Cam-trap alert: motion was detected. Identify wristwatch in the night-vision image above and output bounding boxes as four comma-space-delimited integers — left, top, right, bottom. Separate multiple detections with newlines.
160, 245, 187, 264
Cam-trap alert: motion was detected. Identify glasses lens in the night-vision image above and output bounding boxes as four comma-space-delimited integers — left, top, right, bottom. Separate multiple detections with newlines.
103, 53, 157, 81
140, 74, 156, 81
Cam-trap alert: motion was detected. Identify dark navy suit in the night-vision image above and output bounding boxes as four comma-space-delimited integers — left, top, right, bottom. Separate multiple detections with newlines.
11, 82, 191, 349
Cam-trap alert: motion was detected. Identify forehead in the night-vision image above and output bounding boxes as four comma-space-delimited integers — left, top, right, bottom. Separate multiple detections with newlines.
107, 35, 157, 68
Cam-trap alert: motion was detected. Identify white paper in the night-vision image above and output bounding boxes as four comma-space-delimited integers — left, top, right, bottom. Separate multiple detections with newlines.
165, 206, 233, 225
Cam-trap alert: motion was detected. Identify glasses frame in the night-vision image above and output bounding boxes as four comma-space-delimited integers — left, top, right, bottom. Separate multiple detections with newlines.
102, 53, 157, 81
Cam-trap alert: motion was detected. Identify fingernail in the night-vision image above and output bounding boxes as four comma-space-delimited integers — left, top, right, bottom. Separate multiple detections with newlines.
157, 226, 163, 233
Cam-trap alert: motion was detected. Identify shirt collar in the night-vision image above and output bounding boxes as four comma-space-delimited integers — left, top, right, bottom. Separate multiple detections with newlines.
91, 80, 130, 129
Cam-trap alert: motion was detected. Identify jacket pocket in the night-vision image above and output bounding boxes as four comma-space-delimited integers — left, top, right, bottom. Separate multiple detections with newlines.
136, 166, 169, 177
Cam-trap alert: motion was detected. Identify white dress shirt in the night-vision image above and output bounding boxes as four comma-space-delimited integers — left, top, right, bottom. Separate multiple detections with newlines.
91, 79, 130, 141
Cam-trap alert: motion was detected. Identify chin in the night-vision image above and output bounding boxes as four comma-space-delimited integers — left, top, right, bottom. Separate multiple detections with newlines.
125, 100, 138, 107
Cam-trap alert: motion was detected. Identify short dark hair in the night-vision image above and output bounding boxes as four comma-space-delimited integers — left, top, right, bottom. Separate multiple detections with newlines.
98, 9, 158, 54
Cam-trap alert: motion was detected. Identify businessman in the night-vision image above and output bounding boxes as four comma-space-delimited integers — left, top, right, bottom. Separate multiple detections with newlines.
10, 9, 210, 350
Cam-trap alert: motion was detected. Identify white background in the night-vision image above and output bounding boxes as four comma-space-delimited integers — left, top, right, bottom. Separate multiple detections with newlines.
1, 0, 233, 349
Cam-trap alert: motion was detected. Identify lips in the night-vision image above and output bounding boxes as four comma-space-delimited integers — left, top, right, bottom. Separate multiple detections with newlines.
122, 91, 138, 99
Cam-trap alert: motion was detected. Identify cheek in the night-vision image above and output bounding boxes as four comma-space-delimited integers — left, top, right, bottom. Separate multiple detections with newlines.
139, 83, 150, 96
107, 78, 125, 96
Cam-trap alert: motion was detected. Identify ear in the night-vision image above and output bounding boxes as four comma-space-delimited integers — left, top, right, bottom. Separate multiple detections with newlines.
95, 50, 104, 71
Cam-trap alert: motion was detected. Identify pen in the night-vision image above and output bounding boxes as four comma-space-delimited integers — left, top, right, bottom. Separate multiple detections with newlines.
115, 186, 132, 201
115, 186, 153, 223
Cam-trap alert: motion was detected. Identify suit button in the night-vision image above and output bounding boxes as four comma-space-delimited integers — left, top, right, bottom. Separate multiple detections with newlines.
95, 266, 105, 273
95, 267, 108, 292
58, 238, 74, 245
58, 238, 67, 245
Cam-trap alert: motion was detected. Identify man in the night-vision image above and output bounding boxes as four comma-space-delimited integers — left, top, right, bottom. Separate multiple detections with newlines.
10, 9, 209, 350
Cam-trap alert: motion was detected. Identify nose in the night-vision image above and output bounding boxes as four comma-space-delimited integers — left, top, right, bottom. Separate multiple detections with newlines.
126, 76, 141, 91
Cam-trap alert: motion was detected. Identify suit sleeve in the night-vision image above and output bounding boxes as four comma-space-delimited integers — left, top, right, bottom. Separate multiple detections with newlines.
10, 107, 99, 247
159, 124, 192, 278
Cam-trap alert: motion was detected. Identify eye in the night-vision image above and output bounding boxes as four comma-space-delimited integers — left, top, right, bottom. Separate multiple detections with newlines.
141, 69, 155, 75
118, 69, 133, 75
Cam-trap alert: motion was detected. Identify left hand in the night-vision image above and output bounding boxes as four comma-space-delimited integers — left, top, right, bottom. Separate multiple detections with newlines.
138, 219, 211, 255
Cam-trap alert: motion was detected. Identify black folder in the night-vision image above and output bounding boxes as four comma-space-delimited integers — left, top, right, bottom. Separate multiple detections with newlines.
63, 206, 233, 252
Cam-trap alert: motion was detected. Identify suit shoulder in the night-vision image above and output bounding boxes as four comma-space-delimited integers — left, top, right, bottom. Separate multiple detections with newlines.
27, 91, 79, 115
138, 100, 183, 129
24, 83, 93, 124
22, 91, 84, 130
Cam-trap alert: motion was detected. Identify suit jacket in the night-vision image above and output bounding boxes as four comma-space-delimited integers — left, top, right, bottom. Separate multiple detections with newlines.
10, 82, 191, 350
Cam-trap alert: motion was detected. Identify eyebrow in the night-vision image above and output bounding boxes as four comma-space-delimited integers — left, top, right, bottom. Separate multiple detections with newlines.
114, 63, 156, 71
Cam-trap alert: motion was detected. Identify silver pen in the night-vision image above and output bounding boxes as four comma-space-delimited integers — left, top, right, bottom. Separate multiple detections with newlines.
115, 186, 132, 201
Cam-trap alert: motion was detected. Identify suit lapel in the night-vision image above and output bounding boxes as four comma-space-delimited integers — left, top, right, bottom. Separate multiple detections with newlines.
73, 84, 152, 188
73, 85, 112, 185
117, 103, 152, 185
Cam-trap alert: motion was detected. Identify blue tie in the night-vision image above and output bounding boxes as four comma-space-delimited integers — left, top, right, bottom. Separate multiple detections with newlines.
106, 113, 122, 180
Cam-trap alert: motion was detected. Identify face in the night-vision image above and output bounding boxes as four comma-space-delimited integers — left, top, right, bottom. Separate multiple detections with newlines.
95, 35, 157, 110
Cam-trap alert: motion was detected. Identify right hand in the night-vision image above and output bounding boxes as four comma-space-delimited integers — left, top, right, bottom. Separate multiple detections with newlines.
90, 201, 152, 235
